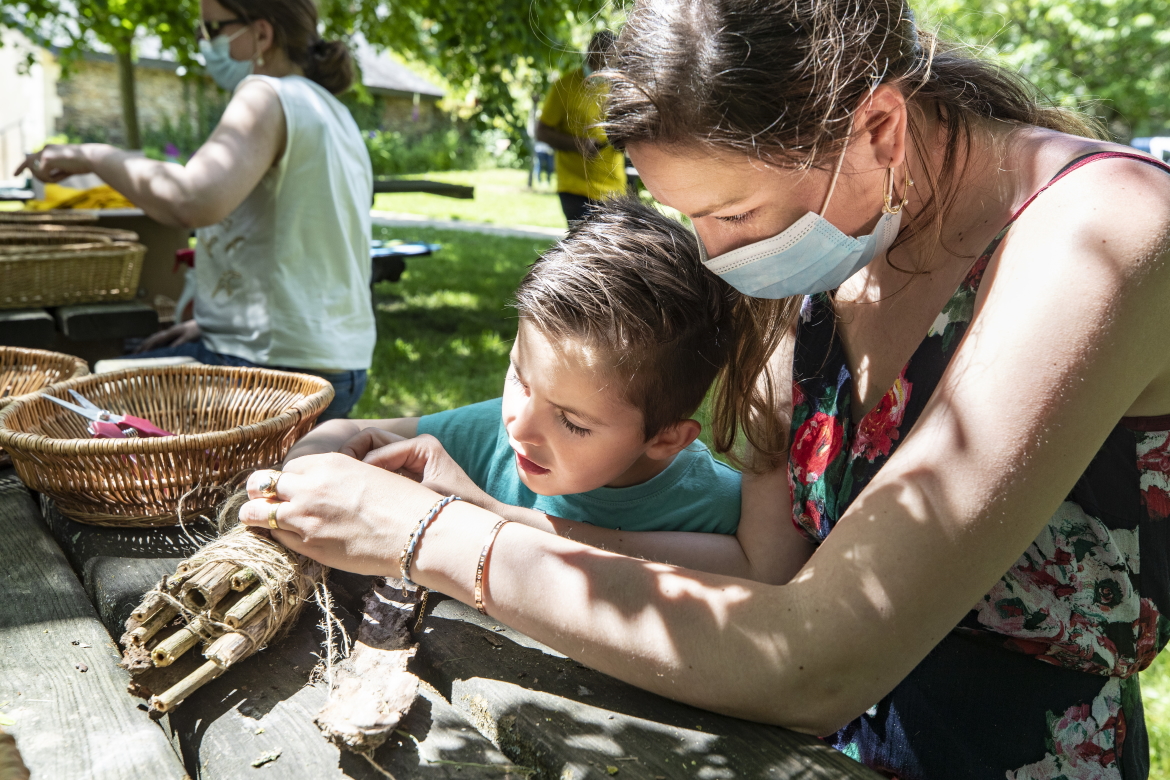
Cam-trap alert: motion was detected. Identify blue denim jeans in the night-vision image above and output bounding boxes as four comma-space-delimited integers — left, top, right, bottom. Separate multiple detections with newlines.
131, 340, 367, 421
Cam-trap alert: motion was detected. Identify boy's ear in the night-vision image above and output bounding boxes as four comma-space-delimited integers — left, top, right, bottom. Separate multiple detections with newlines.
645, 419, 702, 460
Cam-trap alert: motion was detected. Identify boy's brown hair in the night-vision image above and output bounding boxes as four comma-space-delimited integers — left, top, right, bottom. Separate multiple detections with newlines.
514, 198, 736, 440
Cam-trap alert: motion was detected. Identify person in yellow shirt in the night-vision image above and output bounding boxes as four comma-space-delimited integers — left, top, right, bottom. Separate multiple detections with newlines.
536, 31, 627, 223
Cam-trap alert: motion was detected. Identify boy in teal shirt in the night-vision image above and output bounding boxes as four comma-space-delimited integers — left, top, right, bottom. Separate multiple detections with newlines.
289, 199, 740, 535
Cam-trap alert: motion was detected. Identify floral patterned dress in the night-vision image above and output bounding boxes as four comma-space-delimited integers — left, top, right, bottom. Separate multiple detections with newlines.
788, 152, 1170, 779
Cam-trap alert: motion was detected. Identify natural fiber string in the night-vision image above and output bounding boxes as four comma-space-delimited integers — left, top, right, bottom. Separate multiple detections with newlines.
138, 490, 329, 658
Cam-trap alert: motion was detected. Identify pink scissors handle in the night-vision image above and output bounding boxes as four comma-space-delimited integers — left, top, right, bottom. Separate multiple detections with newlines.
117, 415, 172, 438
91, 421, 128, 439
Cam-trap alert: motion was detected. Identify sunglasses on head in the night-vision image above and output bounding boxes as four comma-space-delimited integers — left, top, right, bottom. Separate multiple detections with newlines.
197, 18, 246, 40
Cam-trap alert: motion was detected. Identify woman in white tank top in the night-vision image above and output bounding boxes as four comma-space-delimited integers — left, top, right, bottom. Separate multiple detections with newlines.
17, 0, 375, 420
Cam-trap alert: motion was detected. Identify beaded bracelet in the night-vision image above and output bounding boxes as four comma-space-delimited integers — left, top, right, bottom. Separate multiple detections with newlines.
399, 495, 461, 588
474, 518, 511, 615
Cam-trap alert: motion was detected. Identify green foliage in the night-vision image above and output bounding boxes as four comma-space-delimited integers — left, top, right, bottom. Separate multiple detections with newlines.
3, 0, 199, 70
356, 225, 553, 418
364, 126, 481, 176
316, 0, 626, 145
916, 0, 1170, 136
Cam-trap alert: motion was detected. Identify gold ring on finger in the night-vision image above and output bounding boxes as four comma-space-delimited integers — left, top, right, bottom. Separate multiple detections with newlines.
259, 470, 282, 499
267, 503, 281, 530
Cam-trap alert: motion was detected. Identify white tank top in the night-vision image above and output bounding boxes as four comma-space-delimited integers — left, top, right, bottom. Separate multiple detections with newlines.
195, 75, 375, 370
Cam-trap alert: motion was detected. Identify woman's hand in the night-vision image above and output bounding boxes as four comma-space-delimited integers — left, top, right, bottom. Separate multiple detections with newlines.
239, 453, 446, 575
134, 320, 201, 353
15, 144, 97, 182
343, 432, 501, 512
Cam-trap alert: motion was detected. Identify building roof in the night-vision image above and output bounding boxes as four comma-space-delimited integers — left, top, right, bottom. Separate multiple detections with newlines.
353, 41, 444, 99
77, 41, 444, 99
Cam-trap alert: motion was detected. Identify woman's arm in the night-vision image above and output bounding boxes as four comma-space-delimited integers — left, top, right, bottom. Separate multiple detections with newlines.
284, 417, 419, 462
244, 157, 1170, 734
17, 80, 286, 229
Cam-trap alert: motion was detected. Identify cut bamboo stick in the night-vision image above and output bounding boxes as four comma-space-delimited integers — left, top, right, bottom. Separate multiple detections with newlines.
206, 613, 270, 668
224, 585, 270, 629
130, 591, 169, 622
128, 605, 178, 646
150, 660, 224, 713
180, 562, 240, 611
230, 568, 257, 591
151, 619, 208, 667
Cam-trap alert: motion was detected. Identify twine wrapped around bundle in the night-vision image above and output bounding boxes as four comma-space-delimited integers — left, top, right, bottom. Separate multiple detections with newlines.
120, 491, 329, 715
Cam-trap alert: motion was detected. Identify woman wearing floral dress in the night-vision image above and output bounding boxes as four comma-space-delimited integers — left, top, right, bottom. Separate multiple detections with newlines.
234, 0, 1170, 776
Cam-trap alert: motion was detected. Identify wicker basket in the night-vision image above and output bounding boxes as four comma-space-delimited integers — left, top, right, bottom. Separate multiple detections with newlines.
0, 229, 146, 308
0, 225, 140, 246
0, 210, 99, 225
0, 347, 90, 468
0, 365, 334, 526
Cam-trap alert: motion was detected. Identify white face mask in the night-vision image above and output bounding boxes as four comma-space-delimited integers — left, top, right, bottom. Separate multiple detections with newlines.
198, 24, 254, 92
698, 136, 909, 299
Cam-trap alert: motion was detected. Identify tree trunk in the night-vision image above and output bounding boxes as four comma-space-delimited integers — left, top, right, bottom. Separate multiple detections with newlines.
116, 47, 141, 149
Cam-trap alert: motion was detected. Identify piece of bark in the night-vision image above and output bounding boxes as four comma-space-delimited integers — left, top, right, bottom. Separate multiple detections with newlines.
314, 580, 424, 752
0, 728, 30, 780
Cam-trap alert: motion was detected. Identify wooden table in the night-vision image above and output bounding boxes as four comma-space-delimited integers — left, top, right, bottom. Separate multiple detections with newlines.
0, 469, 879, 780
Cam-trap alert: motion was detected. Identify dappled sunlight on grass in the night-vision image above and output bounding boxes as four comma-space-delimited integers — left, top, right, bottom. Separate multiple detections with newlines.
372, 168, 567, 229
353, 225, 554, 419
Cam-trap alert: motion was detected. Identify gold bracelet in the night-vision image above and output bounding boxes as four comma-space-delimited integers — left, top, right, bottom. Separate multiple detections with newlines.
474, 518, 511, 616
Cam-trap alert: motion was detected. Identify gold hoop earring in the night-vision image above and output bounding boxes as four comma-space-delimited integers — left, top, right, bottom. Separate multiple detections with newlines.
882, 164, 913, 215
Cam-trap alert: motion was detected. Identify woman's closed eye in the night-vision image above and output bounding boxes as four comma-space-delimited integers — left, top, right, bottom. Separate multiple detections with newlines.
558, 412, 591, 437
714, 210, 754, 224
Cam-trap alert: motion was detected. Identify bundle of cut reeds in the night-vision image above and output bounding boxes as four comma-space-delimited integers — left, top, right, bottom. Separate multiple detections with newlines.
119, 505, 327, 715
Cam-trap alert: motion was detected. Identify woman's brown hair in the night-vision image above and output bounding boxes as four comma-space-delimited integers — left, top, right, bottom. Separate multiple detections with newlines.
217, 0, 354, 94
602, 0, 1104, 470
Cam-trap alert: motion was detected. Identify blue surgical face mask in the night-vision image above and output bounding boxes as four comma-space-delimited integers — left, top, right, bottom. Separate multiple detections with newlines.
698, 137, 908, 299
198, 25, 254, 92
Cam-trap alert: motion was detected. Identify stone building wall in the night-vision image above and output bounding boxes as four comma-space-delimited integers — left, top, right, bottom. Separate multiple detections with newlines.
56, 58, 223, 148
57, 56, 444, 148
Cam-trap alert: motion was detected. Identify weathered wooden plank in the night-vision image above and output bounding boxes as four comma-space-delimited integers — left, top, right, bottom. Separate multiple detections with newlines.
40, 497, 206, 635
164, 585, 525, 779
55, 301, 159, 341
372, 179, 475, 199
0, 474, 187, 779
415, 598, 882, 780
0, 309, 55, 349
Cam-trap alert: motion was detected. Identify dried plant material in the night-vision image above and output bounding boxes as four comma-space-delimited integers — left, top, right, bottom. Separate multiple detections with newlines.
119, 491, 328, 716
0, 728, 30, 780
315, 580, 424, 753
150, 660, 224, 713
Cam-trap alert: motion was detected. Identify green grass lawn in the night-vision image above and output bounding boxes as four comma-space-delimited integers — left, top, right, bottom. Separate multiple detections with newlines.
1148, 650, 1170, 778
371, 168, 568, 229
354, 224, 554, 418
358, 222, 1170, 775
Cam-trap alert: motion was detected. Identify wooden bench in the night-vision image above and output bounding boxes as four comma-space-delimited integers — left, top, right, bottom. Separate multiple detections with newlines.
0, 470, 880, 779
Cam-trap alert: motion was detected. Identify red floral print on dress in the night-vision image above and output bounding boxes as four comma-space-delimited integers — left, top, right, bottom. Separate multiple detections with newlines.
851, 369, 913, 462
971, 502, 1166, 677
1136, 430, 1170, 519
1007, 678, 1124, 780
791, 411, 844, 485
